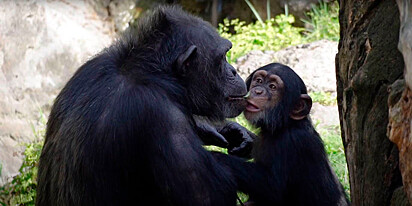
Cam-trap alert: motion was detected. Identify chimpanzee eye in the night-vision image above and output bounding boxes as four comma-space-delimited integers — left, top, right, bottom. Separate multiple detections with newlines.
269, 84, 276, 89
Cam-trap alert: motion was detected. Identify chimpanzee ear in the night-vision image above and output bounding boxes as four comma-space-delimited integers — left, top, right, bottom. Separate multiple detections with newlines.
290, 94, 312, 120
175, 45, 197, 74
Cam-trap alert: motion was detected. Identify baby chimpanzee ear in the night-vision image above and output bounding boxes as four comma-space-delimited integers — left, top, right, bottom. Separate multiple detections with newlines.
290, 94, 312, 120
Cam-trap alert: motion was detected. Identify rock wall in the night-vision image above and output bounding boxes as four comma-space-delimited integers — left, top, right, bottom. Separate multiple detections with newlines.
0, 0, 113, 185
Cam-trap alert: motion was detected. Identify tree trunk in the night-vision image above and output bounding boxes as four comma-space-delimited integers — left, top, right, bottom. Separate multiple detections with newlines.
387, 0, 412, 204
336, 0, 405, 205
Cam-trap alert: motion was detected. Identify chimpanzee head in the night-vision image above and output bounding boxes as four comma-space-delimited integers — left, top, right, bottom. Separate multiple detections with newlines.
126, 6, 247, 121
244, 63, 312, 131
174, 33, 247, 120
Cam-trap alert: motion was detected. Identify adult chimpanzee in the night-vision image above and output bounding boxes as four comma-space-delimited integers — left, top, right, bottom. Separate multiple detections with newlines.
214, 63, 349, 206
36, 6, 248, 206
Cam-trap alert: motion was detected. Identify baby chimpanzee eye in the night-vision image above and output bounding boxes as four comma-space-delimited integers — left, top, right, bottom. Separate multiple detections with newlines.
269, 84, 276, 89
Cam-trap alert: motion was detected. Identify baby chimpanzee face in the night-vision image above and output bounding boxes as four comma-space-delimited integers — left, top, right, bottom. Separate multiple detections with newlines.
244, 64, 312, 129
243, 69, 285, 123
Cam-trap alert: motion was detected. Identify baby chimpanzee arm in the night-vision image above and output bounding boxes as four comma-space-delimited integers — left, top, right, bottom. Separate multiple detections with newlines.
212, 152, 286, 204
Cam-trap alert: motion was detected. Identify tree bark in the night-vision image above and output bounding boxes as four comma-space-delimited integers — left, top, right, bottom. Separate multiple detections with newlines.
336, 0, 405, 205
387, 0, 412, 204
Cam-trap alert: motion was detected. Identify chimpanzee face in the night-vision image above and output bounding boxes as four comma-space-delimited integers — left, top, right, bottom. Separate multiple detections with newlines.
243, 70, 285, 122
244, 64, 312, 129
217, 40, 248, 118
174, 26, 247, 120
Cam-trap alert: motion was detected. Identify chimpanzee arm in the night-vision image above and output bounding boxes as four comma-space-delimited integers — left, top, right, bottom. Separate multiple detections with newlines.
150, 108, 237, 206
212, 152, 286, 204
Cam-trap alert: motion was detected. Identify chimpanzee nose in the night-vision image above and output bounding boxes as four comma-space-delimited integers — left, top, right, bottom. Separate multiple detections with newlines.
229, 65, 237, 77
254, 88, 264, 95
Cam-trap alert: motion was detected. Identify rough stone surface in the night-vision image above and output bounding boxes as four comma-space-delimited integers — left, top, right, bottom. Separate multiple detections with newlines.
273, 40, 338, 93
87, 0, 137, 32
234, 50, 277, 80
310, 103, 339, 127
234, 40, 338, 93
0, 0, 113, 185
337, 0, 404, 205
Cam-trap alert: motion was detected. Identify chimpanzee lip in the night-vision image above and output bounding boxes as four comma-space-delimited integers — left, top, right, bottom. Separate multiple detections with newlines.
245, 100, 260, 112
227, 94, 247, 101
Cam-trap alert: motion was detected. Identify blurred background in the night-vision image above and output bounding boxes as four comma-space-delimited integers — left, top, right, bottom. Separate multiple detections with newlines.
0, 0, 342, 205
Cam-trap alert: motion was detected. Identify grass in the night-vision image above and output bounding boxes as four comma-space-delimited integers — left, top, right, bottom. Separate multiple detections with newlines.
219, 0, 340, 63
309, 91, 337, 106
302, 1, 340, 42
315, 123, 350, 195
219, 15, 304, 64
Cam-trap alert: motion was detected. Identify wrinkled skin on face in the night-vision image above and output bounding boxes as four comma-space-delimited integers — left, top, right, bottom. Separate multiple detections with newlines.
244, 70, 285, 123
179, 36, 247, 120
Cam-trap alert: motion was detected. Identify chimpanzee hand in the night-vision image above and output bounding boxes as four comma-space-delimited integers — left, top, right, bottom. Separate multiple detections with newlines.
195, 119, 229, 148
219, 122, 256, 158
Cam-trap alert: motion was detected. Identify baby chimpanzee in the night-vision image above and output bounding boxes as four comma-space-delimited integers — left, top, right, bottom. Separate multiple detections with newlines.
213, 63, 350, 206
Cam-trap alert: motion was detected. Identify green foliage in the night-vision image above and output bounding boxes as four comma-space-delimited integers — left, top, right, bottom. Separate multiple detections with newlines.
309, 91, 337, 106
303, 1, 340, 42
219, 1, 340, 63
0, 140, 43, 206
0, 114, 46, 206
237, 191, 249, 204
315, 122, 350, 196
231, 113, 260, 134
219, 15, 304, 63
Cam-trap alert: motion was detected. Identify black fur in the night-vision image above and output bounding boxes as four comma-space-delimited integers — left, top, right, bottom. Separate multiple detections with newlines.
215, 63, 350, 205
36, 6, 246, 206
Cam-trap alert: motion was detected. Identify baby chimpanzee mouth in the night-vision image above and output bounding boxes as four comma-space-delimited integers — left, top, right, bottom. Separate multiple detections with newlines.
245, 100, 260, 112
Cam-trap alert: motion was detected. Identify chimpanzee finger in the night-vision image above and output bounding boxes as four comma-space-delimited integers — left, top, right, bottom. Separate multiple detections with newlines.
219, 122, 241, 136
228, 139, 253, 158
209, 130, 229, 147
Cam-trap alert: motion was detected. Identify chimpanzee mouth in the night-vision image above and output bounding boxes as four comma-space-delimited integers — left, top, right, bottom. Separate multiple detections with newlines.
245, 100, 260, 112
227, 94, 247, 101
